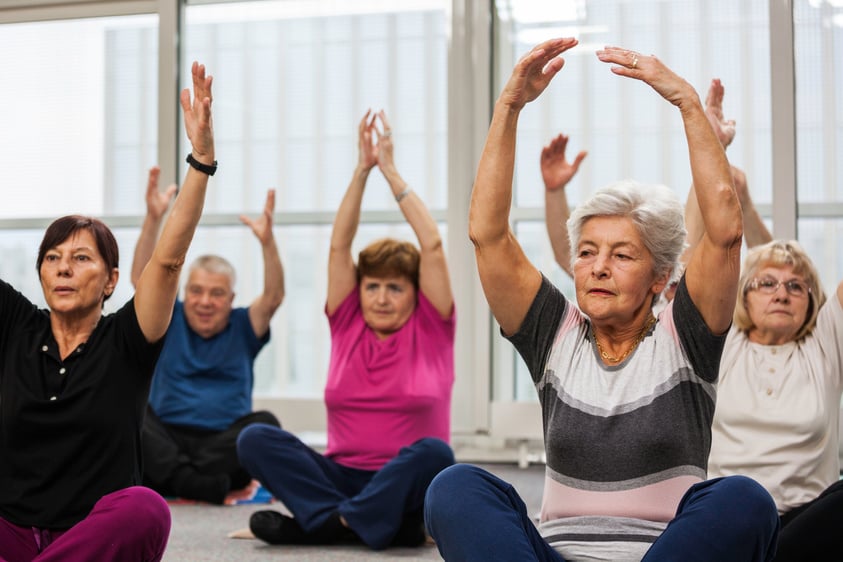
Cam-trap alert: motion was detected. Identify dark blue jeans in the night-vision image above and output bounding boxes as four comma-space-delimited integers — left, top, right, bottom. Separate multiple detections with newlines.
424, 464, 780, 562
237, 423, 454, 549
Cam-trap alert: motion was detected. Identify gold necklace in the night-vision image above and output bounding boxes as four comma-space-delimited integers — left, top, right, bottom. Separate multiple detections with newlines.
594, 315, 657, 364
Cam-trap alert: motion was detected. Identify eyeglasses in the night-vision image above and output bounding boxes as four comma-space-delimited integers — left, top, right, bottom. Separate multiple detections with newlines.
748, 277, 811, 297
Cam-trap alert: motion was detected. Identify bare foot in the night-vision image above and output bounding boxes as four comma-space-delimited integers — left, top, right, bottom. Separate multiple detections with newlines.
223, 479, 259, 506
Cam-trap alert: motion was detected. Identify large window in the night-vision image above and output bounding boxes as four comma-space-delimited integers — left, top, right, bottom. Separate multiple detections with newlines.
495, 0, 775, 401
182, 0, 449, 399
1, 0, 838, 451
794, 0, 843, 292
0, 13, 158, 309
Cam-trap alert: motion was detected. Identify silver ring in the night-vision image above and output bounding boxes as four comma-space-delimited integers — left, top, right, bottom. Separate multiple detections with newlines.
382, 130, 392, 138
631, 55, 639, 69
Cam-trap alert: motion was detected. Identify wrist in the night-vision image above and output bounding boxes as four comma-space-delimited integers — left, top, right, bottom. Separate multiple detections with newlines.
495, 96, 523, 114
186, 152, 217, 176
355, 164, 374, 178
395, 187, 412, 203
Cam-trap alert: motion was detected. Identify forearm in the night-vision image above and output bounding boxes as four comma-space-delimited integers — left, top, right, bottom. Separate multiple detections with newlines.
150, 167, 210, 279
260, 236, 285, 311
330, 166, 369, 253
545, 188, 573, 277
469, 100, 520, 247
681, 100, 742, 247
381, 167, 442, 252
131, 213, 164, 287
741, 199, 773, 248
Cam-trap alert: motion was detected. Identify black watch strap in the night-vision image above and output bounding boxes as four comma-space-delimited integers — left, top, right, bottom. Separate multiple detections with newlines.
186, 153, 218, 176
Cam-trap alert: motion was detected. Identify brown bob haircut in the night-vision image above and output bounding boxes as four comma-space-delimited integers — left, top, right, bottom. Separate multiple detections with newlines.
356, 238, 420, 289
37, 215, 120, 302
734, 240, 826, 342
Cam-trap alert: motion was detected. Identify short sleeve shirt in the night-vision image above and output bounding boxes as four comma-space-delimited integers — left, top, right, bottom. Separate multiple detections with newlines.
0, 280, 163, 528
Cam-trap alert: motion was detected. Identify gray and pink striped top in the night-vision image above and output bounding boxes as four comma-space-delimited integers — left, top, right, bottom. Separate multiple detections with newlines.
507, 275, 726, 561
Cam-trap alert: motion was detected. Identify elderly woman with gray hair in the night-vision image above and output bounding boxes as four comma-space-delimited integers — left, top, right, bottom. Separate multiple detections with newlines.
708, 240, 843, 561
424, 38, 779, 562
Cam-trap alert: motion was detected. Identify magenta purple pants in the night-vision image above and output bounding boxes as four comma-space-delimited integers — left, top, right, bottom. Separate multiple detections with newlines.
0, 486, 170, 562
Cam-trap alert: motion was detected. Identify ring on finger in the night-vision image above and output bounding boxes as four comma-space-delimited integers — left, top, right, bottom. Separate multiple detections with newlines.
631, 55, 639, 69
383, 130, 392, 138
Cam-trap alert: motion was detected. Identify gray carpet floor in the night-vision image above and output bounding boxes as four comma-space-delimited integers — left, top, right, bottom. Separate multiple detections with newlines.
162, 462, 544, 561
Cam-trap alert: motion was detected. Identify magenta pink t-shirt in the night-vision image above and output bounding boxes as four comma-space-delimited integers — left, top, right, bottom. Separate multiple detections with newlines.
324, 288, 455, 471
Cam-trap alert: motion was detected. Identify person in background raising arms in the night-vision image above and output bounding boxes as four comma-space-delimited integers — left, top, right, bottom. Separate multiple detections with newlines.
686, 83, 843, 562
424, 39, 779, 562
238, 109, 456, 550
131, 169, 284, 506
0, 61, 215, 561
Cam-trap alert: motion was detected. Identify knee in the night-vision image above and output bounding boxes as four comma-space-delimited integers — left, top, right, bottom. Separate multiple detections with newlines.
409, 437, 455, 473
237, 423, 286, 459
252, 410, 281, 428
713, 476, 779, 535
112, 487, 171, 539
425, 464, 484, 521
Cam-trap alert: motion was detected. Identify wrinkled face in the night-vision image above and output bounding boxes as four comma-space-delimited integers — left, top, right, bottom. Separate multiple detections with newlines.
183, 268, 235, 339
573, 216, 667, 323
745, 264, 810, 345
39, 230, 118, 317
359, 274, 417, 339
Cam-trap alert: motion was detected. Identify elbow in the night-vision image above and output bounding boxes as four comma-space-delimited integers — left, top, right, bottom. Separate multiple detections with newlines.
269, 289, 285, 311
468, 208, 506, 251
420, 234, 444, 255
710, 182, 744, 248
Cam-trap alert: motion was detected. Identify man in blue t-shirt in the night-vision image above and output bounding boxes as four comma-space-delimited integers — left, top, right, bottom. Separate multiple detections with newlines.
131, 167, 284, 504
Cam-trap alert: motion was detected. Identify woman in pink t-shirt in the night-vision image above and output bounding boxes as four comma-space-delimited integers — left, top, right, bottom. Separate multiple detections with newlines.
238, 110, 455, 550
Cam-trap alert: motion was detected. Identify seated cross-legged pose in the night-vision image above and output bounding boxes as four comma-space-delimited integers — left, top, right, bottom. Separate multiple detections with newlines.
688, 80, 843, 562
132, 171, 284, 506
707, 240, 843, 562
237, 109, 456, 550
0, 61, 215, 562
423, 39, 780, 562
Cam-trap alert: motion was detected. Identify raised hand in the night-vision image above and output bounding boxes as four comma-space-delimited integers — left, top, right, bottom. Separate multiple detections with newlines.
240, 189, 276, 246
145, 166, 177, 220
180, 61, 214, 162
541, 134, 587, 192
357, 109, 378, 172
704, 78, 736, 149
499, 37, 578, 111
375, 110, 396, 176
596, 46, 697, 109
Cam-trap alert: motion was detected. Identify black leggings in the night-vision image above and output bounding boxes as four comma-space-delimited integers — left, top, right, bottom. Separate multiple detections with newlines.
774, 479, 843, 561
142, 406, 280, 503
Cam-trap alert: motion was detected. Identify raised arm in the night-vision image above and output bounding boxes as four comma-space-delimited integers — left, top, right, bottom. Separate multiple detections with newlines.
470, 37, 578, 335
130, 166, 177, 288
596, 49, 742, 333
134, 61, 214, 342
327, 110, 378, 314
240, 189, 284, 338
684, 80, 770, 257
375, 111, 453, 318
732, 166, 772, 248
542, 133, 587, 278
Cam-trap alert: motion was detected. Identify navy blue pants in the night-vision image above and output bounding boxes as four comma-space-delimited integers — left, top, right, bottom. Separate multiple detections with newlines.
237, 424, 454, 549
425, 464, 780, 562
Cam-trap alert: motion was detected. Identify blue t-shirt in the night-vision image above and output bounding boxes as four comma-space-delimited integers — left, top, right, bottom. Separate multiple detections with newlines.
148, 301, 269, 431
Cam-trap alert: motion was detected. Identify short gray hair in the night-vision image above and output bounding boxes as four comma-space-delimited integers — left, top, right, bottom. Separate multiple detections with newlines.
567, 180, 686, 281
188, 254, 236, 288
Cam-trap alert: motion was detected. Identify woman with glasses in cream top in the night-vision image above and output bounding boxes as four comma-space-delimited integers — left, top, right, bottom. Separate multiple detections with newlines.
708, 240, 843, 561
